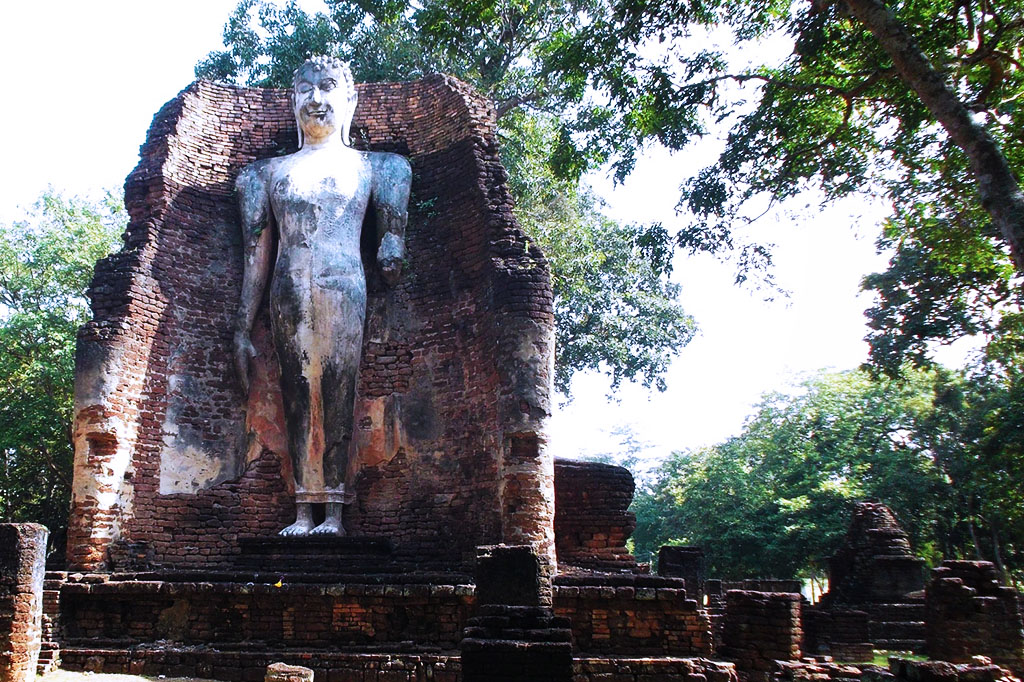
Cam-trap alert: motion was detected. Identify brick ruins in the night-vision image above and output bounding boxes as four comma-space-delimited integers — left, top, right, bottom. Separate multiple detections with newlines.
926, 560, 1024, 674
554, 459, 640, 572
67, 76, 556, 574
0, 524, 47, 682
813, 502, 927, 654
10, 76, 1023, 682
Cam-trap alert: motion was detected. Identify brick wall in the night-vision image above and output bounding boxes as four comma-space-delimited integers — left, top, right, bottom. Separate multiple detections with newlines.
803, 607, 873, 663
58, 649, 740, 682
68, 76, 555, 573
553, 575, 713, 657
721, 591, 802, 681
59, 574, 474, 650
553, 460, 639, 572
0, 524, 48, 682
926, 560, 1024, 674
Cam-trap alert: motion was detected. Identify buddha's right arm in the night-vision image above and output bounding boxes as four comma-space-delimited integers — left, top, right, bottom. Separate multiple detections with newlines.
234, 164, 274, 392
235, 163, 274, 336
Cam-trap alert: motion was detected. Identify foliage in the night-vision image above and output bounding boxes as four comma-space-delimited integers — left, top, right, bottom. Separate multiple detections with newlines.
196, 0, 695, 394
632, 366, 1024, 582
0, 192, 124, 553
501, 111, 694, 391
547, 0, 1024, 367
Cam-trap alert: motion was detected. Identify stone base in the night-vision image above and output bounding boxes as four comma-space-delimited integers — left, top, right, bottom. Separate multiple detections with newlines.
59, 571, 474, 651
235, 536, 394, 573
461, 605, 574, 682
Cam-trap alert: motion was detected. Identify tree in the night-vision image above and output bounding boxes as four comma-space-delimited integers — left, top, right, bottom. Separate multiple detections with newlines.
633, 365, 1024, 582
199, 0, 1024, 377
545, 0, 1023, 368
196, 0, 695, 394
0, 192, 124, 555
501, 111, 695, 391
634, 369, 950, 579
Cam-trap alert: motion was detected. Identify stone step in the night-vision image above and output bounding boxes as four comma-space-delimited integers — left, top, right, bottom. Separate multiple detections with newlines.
36, 648, 61, 677
462, 626, 574, 643
234, 536, 395, 574
866, 603, 925, 620
872, 639, 926, 653
870, 621, 925, 639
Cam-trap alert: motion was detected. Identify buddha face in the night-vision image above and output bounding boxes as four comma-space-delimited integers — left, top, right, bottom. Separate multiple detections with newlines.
293, 59, 357, 146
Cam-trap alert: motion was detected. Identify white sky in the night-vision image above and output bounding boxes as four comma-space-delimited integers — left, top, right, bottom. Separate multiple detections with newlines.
0, 1, 956, 467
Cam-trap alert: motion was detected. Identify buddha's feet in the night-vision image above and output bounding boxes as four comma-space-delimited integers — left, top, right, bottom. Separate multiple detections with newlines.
309, 518, 347, 536
279, 518, 314, 536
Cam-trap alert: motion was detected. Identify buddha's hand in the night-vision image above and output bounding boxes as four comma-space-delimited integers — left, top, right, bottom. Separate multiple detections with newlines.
233, 330, 258, 393
378, 232, 405, 287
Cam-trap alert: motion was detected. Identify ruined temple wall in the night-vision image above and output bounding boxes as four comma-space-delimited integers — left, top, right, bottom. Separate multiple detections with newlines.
553, 460, 639, 572
68, 77, 555, 572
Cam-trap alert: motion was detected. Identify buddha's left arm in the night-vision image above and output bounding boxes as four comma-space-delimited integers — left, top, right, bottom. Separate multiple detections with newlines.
370, 153, 412, 286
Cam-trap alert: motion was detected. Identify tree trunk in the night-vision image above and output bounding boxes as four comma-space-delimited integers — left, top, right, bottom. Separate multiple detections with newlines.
990, 522, 1007, 583
841, 0, 1024, 274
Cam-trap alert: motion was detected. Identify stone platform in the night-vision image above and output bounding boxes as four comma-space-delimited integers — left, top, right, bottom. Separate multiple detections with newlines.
52, 571, 710, 654
235, 536, 395, 574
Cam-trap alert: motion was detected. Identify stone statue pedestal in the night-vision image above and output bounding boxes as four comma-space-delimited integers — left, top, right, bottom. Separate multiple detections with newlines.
235, 536, 393, 574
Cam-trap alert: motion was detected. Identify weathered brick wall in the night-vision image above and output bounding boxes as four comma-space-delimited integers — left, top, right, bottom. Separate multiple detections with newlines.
721, 591, 802, 680
926, 560, 1024, 674
0, 524, 48, 682
553, 459, 639, 572
553, 575, 713, 657
803, 607, 873, 663
658, 546, 705, 587
59, 649, 462, 682
68, 76, 556, 572
59, 574, 474, 650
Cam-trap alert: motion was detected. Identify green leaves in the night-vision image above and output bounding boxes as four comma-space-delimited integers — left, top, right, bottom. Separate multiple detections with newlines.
0, 191, 123, 554
633, 364, 1024, 581
501, 111, 695, 393
634, 369, 949, 577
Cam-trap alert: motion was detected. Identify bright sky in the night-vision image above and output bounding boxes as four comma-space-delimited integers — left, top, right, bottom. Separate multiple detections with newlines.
0, 1, 942, 467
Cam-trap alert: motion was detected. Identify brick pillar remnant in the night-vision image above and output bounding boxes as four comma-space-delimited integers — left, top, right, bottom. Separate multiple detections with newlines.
926, 560, 1024, 675
500, 434, 557, 578
0, 524, 48, 682
659, 545, 707, 602
722, 590, 802, 681
460, 545, 572, 682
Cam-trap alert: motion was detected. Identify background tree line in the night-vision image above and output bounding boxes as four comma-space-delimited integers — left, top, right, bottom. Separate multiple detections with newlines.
631, 363, 1024, 585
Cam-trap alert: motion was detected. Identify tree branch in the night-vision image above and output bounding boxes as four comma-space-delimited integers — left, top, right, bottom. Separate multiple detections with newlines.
841, 0, 1024, 275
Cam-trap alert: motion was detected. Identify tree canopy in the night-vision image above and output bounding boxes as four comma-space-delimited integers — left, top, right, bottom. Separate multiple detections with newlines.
0, 192, 123, 554
632, 365, 1024, 583
545, 0, 1024, 372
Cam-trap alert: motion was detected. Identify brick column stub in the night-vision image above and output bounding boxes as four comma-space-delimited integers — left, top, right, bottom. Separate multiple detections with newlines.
0, 523, 48, 682
722, 590, 803, 680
